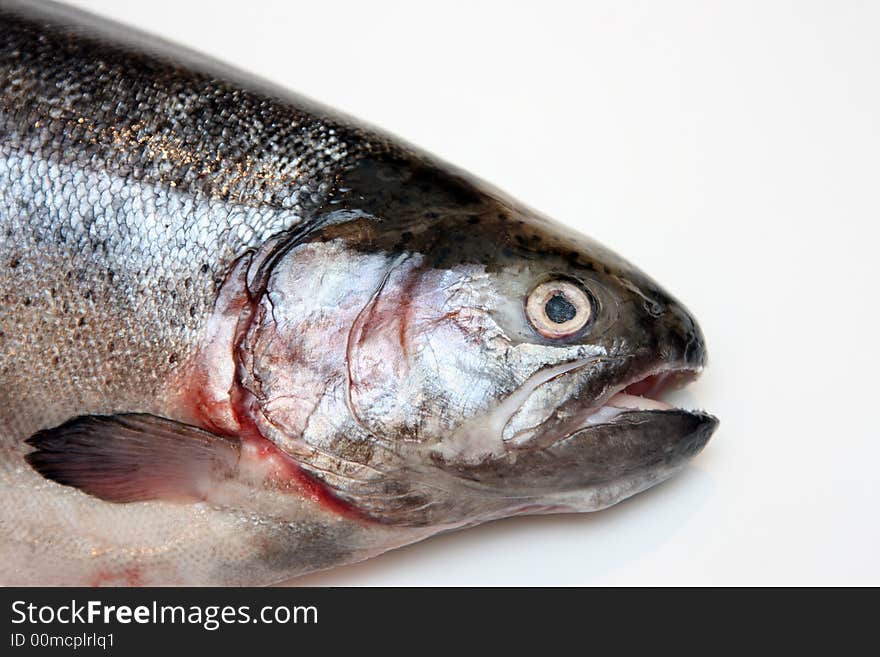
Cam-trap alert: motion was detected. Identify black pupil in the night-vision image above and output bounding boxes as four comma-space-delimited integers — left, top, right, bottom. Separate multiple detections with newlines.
545, 293, 577, 324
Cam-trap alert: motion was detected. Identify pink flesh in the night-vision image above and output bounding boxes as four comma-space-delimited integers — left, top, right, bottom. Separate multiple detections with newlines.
606, 391, 674, 411
606, 370, 697, 412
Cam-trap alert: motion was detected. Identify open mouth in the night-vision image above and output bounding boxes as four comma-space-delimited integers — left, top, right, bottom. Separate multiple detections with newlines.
604, 368, 700, 413
485, 362, 718, 509
563, 365, 708, 433
502, 361, 713, 451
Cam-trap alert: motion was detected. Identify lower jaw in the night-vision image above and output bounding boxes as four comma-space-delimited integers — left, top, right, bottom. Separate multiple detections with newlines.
508, 367, 705, 446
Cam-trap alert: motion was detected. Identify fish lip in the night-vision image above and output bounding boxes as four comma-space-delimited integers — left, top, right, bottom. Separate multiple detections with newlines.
569, 363, 715, 434
560, 406, 720, 472
453, 405, 719, 504
552, 370, 720, 490
536, 407, 719, 506
590, 364, 703, 414
504, 360, 710, 450
580, 407, 721, 445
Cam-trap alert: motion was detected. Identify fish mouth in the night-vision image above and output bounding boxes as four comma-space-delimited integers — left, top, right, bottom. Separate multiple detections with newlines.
485, 362, 718, 505
503, 361, 717, 450
553, 363, 718, 492
589, 367, 707, 420
577, 365, 720, 473
436, 360, 717, 511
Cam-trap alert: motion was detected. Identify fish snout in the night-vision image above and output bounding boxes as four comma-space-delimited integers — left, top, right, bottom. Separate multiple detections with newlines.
657, 295, 708, 372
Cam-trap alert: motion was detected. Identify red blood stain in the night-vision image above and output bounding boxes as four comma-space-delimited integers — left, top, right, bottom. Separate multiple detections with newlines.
172, 254, 366, 522
89, 567, 143, 587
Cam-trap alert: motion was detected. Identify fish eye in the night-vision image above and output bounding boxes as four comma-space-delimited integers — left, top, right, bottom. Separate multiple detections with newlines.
525, 279, 593, 339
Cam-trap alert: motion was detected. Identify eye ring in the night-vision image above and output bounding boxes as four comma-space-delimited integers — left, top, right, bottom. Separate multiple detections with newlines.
525, 279, 593, 339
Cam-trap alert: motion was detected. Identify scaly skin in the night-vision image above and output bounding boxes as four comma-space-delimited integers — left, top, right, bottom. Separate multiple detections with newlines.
0, 0, 428, 585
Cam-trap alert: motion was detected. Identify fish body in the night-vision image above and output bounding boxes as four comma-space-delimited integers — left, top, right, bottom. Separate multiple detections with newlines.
0, 0, 717, 585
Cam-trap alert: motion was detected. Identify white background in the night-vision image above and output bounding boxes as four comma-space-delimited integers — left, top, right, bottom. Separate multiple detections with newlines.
67, 0, 879, 585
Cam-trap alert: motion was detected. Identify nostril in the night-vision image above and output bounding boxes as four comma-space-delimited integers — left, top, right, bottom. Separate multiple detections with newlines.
643, 298, 665, 318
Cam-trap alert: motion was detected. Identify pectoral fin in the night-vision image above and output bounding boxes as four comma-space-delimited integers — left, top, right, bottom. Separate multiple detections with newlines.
25, 414, 241, 504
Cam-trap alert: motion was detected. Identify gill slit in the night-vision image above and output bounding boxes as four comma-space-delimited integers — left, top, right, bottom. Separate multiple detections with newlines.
343, 252, 411, 455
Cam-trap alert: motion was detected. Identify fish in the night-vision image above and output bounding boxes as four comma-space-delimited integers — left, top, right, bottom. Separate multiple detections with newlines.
0, 0, 718, 586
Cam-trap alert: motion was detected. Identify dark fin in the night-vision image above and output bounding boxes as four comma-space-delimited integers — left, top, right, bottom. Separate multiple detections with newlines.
26, 414, 241, 504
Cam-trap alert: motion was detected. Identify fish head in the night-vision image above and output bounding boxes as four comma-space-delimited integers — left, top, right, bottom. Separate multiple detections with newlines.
236, 156, 718, 526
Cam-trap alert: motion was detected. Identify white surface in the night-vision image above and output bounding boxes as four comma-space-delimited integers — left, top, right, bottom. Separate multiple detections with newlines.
65, 0, 879, 585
